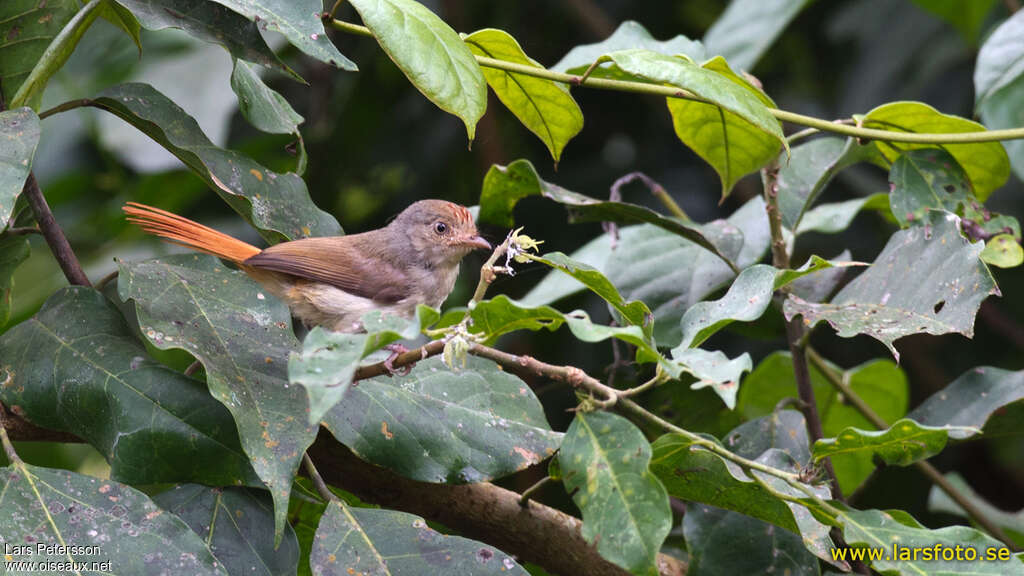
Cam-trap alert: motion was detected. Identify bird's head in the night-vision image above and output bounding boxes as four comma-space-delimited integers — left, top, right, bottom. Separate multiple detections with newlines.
392, 200, 490, 266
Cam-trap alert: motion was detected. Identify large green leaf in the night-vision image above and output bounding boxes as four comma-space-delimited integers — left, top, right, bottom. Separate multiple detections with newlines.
973, 9, 1024, 106
8, 0, 104, 109
0, 287, 259, 486
464, 29, 583, 163
118, 254, 315, 544
978, 68, 1024, 185
796, 194, 890, 236
928, 472, 1024, 547
230, 59, 304, 135
112, 0, 298, 77
837, 507, 1024, 574
703, 0, 813, 71
0, 0, 78, 107
552, 20, 705, 78
0, 107, 40, 225
311, 501, 528, 575
348, 0, 486, 141
559, 411, 671, 575
813, 419, 976, 467
154, 485, 299, 576
909, 366, 1024, 439
517, 231, 612, 308
322, 355, 561, 484
206, 0, 354, 69
92, 83, 340, 243
0, 463, 226, 575
861, 101, 1010, 200
0, 235, 29, 327
784, 211, 998, 360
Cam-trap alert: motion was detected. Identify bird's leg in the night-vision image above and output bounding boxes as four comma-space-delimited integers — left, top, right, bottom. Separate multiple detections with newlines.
383, 343, 414, 376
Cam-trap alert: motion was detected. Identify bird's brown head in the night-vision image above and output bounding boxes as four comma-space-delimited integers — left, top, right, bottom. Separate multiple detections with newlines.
390, 200, 490, 266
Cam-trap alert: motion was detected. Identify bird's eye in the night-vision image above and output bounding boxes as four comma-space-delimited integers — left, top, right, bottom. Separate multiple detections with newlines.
434, 222, 448, 235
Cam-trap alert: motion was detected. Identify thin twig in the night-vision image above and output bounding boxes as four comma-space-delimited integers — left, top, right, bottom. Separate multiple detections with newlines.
21, 173, 91, 286
610, 172, 689, 220
303, 453, 337, 503
1, 226, 41, 236
518, 475, 553, 507
184, 360, 203, 377
0, 402, 24, 464
94, 270, 118, 290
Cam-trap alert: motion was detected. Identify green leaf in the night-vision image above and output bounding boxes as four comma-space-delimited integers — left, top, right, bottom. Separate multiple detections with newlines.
739, 353, 909, 494
912, 0, 995, 45
909, 366, 1024, 439
9, 0, 104, 109
0, 235, 29, 327
517, 232, 611, 307
322, 356, 561, 484
348, 0, 486, 141
796, 194, 890, 236
784, 211, 998, 360
478, 159, 740, 270
927, 472, 1024, 547
0, 287, 259, 486
154, 485, 299, 576
552, 20, 704, 78
600, 50, 784, 197
703, 0, 813, 71
974, 8, 1024, 106
559, 411, 671, 575
0, 463, 226, 575
92, 83, 340, 243
861, 101, 1010, 200
0, 107, 40, 226
230, 59, 304, 134
982, 234, 1024, 268
464, 29, 583, 163
289, 308, 437, 425
813, 418, 976, 466
837, 507, 1023, 574
113, 0, 299, 79
978, 70, 1024, 185
671, 347, 752, 409
98, 0, 142, 53
311, 501, 528, 575
206, 0, 355, 69
0, 0, 78, 107
118, 254, 315, 545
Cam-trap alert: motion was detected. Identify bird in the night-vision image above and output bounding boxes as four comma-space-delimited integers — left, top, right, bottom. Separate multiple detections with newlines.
123, 200, 491, 334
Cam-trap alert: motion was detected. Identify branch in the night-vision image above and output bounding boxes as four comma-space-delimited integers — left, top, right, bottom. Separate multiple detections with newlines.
324, 18, 1024, 145
21, 173, 91, 286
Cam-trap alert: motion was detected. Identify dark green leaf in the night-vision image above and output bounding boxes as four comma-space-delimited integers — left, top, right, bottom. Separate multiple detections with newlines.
349, 0, 486, 141
0, 0, 78, 107
464, 29, 583, 163
92, 83, 340, 243
118, 254, 315, 544
322, 355, 561, 484
230, 59, 304, 135
0, 235, 29, 327
98, 0, 142, 52
784, 211, 998, 360
551, 20, 704, 79
0, 108, 40, 225
8, 0, 101, 109
0, 287, 259, 486
909, 366, 1024, 439
813, 418, 975, 466
726, 410, 811, 463
912, 0, 995, 45
311, 501, 528, 575
154, 485, 299, 576
703, 0, 813, 71
0, 463, 226, 575
927, 472, 1024, 547
973, 7, 1024, 105
796, 194, 890, 236
206, 0, 354, 69
559, 411, 671, 575
861, 101, 1010, 199
113, 0, 298, 78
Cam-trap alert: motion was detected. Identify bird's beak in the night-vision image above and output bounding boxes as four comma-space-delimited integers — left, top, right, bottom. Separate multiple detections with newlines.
460, 235, 492, 251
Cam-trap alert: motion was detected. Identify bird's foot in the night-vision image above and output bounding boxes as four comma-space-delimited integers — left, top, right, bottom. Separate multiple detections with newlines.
383, 343, 414, 376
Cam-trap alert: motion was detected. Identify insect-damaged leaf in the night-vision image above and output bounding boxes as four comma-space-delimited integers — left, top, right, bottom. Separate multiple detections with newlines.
0, 107, 40, 225
813, 418, 977, 467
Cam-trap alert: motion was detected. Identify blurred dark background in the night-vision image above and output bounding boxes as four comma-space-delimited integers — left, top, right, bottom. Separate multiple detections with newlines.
7, 0, 1023, 531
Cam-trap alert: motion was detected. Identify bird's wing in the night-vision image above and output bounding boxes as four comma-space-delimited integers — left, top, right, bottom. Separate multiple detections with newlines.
243, 235, 412, 304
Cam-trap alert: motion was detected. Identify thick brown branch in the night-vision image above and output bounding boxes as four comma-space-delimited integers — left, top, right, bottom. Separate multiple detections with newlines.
22, 173, 91, 286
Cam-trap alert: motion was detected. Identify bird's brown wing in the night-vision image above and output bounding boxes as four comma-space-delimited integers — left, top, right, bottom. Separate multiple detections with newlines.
243, 235, 412, 304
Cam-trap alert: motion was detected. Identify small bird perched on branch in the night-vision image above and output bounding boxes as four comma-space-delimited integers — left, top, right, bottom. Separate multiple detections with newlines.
124, 200, 490, 333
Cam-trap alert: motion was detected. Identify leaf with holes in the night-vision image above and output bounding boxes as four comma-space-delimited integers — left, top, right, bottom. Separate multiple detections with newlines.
0, 464, 226, 575
559, 411, 671, 575
92, 83, 339, 243
349, 0, 486, 141
813, 419, 976, 467
464, 29, 583, 163
552, 20, 704, 79
0, 0, 78, 107
311, 501, 528, 575
784, 211, 998, 360
703, 0, 813, 71
322, 355, 561, 484
154, 484, 299, 576
0, 287, 259, 486
118, 254, 314, 544
0, 107, 40, 225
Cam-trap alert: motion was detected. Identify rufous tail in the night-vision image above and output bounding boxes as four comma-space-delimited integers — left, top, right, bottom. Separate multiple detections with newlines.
123, 202, 261, 263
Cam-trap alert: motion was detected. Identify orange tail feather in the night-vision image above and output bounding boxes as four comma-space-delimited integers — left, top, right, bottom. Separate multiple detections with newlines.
123, 202, 261, 263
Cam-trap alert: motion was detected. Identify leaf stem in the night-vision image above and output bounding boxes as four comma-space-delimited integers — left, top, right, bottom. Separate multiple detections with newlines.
519, 475, 554, 507
326, 18, 1024, 144
303, 453, 338, 503
38, 99, 93, 120
806, 347, 1020, 550
22, 173, 91, 287
0, 226, 41, 237
0, 402, 24, 465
